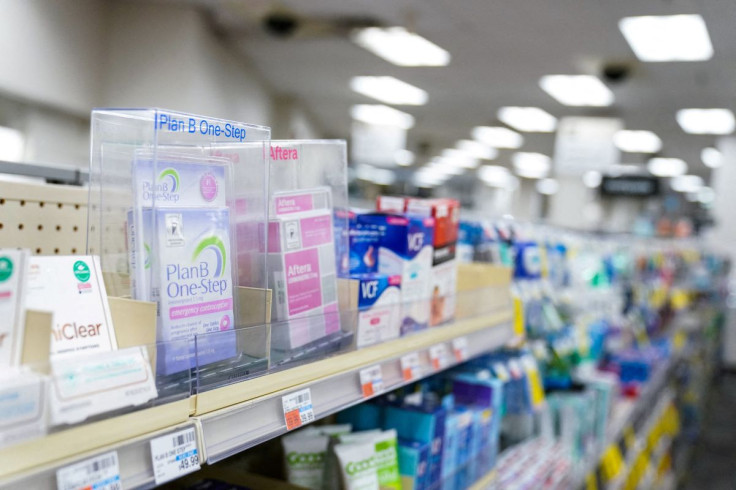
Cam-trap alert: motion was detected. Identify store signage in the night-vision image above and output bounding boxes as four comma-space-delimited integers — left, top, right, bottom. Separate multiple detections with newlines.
600, 176, 659, 197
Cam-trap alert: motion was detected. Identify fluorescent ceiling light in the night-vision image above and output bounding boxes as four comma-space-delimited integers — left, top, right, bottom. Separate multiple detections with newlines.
472, 126, 524, 149
356, 164, 396, 185
351, 104, 415, 129
670, 174, 703, 193
0, 127, 24, 162
647, 157, 687, 177
441, 149, 479, 169
536, 178, 559, 195
427, 159, 465, 175
583, 170, 602, 188
614, 130, 662, 153
619, 15, 713, 62
512, 152, 551, 178
350, 76, 428, 105
394, 149, 415, 166
456, 140, 498, 160
698, 186, 715, 204
677, 108, 735, 134
478, 165, 513, 188
701, 147, 722, 168
498, 107, 557, 132
352, 27, 450, 67
539, 75, 614, 107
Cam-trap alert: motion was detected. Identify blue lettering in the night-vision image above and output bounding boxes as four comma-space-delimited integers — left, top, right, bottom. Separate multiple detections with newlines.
188, 118, 196, 133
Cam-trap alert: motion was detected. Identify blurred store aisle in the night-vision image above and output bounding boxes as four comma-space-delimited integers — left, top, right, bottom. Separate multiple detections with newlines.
681, 373, 736, 490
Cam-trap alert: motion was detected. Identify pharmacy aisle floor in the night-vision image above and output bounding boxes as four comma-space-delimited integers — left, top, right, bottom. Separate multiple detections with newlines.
681, 372, 736, 490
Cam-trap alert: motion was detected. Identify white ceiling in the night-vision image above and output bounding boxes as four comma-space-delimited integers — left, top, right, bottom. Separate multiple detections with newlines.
200, 0, 736, 180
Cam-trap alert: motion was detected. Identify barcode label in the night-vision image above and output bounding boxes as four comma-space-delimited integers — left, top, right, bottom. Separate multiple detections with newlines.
452, 337, 468, 362
56, 451, 121, 490
150, 427, 200, 485
172, 430, 196, 449
359, 365, 384, 398
401, 352, 421, 382
429, 344, 449, 371
282, 388, 315, 430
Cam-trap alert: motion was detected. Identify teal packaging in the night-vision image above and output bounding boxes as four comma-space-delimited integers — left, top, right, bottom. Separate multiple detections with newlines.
383, 402, 446, 487
337, 402, 384, 432
398, 439, 430, 490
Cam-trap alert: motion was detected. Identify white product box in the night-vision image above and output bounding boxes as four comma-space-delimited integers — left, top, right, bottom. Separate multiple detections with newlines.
24, 256, 118, 359
0, 249, 29, 366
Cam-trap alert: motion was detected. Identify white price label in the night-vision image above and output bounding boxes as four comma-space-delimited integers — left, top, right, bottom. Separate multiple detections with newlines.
150, 427, 200, 485
400, 352, 421, 382
429, 344, 449, 371
359, 365, 384, 398
282, 388, 315, 431
56, 451, 121, 490
452, 337, 468, 362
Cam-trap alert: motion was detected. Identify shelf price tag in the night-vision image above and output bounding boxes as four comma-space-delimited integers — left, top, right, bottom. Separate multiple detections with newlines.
452, 337, 468, 362
282, 388, 315, 431
359, 365, 384, 398
429, 344, 449, 371
150, 427, 200, 485
56, 451, 121, 490
400, 352, 421, 382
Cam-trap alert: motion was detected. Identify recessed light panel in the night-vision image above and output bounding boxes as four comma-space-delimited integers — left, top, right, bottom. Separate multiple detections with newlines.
350, 76, 428, 105
351, 104, 415, 129
647, 157, 687, 177
677, 109, 735, 135
539, 75, 614, 106
619, 14, 714, 62
352, 27, 451, 67
701, 147, 722, 168
512, 152, 551, 178
498, 107, 557, 132
472, 126, 524, 148
614, 130, 662, 153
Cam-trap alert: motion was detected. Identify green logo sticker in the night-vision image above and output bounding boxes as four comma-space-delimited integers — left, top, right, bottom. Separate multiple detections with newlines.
0, 257, 13, 282
73, 260, 91, 282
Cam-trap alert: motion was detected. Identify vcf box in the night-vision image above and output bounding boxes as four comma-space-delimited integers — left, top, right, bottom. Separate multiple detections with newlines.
356, 212, 434, 335
405, 198, 460, 326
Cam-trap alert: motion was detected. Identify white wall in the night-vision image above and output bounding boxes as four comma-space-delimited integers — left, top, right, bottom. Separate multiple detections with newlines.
0, 0, 324, 170
0, 0, 107, 115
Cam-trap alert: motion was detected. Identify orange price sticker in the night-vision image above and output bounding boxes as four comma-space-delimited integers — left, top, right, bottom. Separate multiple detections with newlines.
282, 388, 314, 431
452, 337, 468, 362
429, 344, 449, 371
401, 352, 421, 382
359, 365, 384, 398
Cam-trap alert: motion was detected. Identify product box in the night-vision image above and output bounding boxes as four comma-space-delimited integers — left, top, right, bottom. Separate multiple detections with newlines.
383, 402, 446, 487
356, 213, 434, 334
267, 188, 340, 351
404, 198, 460, 327
129, 156, 238, 374
24, 255, 118, 359
398, 439, 430, 490
348, 213, 381, 275
0, 249, 28, 366
352, 273, 402, 348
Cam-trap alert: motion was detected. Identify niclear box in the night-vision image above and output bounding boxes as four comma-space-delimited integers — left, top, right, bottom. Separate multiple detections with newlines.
89, 108, 271, 380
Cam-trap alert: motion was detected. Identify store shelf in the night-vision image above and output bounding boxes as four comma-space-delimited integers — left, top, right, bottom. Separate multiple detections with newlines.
1, 420, 200, 489
574, 351, 681, 489
196, 310, 514, 464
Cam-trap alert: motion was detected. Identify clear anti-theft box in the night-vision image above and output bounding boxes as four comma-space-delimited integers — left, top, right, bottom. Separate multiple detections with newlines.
88, 108, 271, 385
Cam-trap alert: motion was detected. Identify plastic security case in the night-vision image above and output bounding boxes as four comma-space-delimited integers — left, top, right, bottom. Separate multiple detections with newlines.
259, 140, 352, 367
88, 108, 271, 390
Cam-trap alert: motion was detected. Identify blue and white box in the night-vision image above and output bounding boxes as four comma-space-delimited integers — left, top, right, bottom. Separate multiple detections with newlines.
352, 273, 402, 348
355, 213, 434, 335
